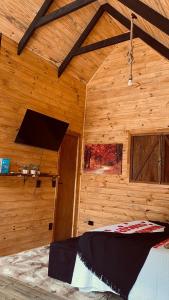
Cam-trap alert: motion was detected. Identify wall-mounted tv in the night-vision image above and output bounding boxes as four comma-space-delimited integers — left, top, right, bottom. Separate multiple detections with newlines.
15, 109, 69, 151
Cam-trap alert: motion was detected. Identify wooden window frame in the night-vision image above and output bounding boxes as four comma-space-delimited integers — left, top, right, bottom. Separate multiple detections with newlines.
129, 132, 169, 185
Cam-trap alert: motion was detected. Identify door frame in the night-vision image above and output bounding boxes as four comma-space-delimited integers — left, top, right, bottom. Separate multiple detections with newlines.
52, 130, 82, 241
70, 130, 83, 237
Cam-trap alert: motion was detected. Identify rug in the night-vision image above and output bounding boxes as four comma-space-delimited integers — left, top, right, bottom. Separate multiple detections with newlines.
0, 246, 122, 300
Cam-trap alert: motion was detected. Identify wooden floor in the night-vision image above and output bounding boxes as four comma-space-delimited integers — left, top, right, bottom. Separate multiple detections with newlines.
0, 275, 123, 300
0, 276, 67, 300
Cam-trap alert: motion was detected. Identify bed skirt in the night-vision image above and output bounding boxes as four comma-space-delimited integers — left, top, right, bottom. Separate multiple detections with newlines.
48, 237, 79, 283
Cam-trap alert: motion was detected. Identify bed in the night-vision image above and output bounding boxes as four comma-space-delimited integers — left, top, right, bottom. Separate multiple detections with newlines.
48, 220, 169, 300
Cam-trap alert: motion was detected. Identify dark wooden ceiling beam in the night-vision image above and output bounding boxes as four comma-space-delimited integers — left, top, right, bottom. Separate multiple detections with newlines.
59, 3, 168, 77
133, 25, 169, 60
58, 6, 105, 77
75, 32, 133, 56
18, 0, 54, 55
105, 3, 169, 60
36, 0, 98, 28
118, 0, 169, 36
18, 0, 169, 76
18, 0, 98, 55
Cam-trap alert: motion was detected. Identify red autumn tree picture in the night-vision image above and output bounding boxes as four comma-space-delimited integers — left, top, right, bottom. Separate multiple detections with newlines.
84, 144, 123, 174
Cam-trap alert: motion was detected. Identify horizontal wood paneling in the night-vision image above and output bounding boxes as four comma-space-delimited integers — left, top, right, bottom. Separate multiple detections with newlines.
0, 35, 85, 255
78, 38, 169, 234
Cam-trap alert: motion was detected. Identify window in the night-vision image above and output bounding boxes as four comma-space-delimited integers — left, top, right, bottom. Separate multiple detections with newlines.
130, 133, 169, 184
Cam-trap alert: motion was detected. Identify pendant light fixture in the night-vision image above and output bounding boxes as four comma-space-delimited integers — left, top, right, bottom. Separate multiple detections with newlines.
128, 13, 137, 86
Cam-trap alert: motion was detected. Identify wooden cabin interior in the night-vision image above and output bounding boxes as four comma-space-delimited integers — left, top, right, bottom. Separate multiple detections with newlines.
0, 1, 169, 299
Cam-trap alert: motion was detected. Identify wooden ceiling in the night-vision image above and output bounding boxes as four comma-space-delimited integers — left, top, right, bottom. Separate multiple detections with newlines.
109, 1, 169, 48
0, 0, 169, 82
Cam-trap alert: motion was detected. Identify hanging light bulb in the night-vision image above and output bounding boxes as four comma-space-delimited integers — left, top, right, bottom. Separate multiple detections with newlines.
128, 76, 133, 86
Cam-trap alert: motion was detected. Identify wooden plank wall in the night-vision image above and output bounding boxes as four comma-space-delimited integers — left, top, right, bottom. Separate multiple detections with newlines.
0, 35, 85, 255
78, 38, 169, 234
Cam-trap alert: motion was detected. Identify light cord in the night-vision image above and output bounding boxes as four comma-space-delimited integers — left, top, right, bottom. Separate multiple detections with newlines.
128, 14, 135, 86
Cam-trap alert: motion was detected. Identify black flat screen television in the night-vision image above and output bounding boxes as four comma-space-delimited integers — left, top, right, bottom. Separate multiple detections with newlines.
15, 109, 69, 151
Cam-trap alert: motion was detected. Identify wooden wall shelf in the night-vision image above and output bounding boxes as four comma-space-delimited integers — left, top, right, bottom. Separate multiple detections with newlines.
0, 172, 59, 187
0, 172, 58, 177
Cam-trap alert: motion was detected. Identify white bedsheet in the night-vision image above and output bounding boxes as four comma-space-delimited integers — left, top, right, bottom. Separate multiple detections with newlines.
129, 244, 169, 300
71, 220, 169, 300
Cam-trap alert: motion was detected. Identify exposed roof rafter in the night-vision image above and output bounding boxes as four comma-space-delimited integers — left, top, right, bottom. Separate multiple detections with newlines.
75, 32, 133, 56
18, 0, 54, 55
17, 0, 169, 77
35, 0, 97, 28
18, 0, 98, 55
118, 0, 169, 36
105, 4, 169, 60
58, 5, 105, 77
59, 3, 169, 77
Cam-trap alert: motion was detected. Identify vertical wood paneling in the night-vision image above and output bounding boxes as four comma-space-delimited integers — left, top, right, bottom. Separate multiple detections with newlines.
78, 38, 169, 234
0, 35, 85, 255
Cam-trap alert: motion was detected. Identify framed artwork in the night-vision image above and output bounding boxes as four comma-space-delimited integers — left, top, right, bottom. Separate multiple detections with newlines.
84, 144, 123, 175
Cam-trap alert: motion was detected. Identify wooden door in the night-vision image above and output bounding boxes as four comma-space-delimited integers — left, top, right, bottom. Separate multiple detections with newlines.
53, 133, 79, 241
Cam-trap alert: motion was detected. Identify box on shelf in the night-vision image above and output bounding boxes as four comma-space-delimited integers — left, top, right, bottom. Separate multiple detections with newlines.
0, 158, 10, 174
